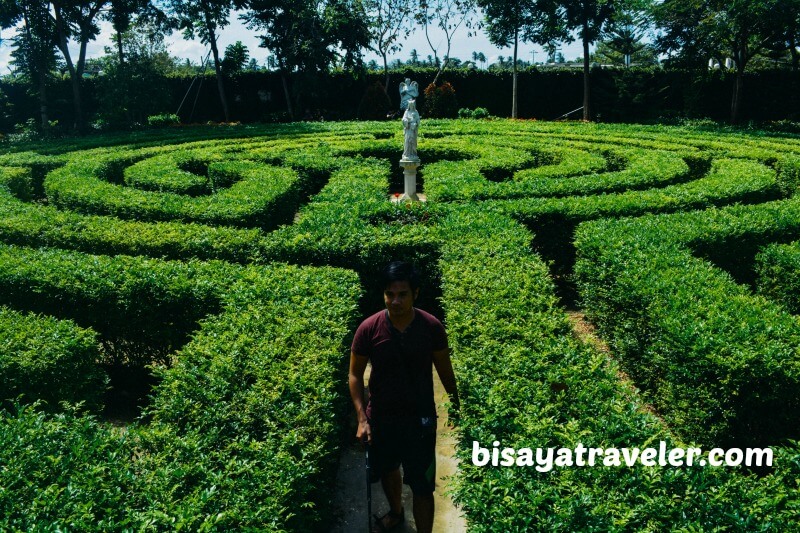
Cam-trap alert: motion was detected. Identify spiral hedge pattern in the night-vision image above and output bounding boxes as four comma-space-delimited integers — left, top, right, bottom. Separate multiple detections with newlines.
1, 120, 800, 530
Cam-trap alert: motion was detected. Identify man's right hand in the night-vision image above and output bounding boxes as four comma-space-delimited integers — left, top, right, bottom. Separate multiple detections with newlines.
357, 419, 372, 444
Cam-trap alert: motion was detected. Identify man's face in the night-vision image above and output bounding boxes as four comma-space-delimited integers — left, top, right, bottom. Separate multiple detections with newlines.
384, 280, 418, 318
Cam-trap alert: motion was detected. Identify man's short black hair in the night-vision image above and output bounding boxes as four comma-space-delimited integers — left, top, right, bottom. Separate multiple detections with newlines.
382, 261, 420, 291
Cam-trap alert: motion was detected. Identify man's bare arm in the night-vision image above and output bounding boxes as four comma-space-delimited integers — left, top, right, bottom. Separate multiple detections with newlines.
432, 347, 460, 412
348, 350, 371, 442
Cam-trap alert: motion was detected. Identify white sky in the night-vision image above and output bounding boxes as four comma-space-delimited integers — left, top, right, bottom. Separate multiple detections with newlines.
0, 9, 588, 75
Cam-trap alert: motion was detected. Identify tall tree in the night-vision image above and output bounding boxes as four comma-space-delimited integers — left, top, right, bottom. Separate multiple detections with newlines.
560, 0, 622, 121
105, 0, 168, 65
653, 0, 789, 123
477, 0, 564, 117
166, 0, 235, 122
364, 0, 414, 90
239, 0, 370, 118
1, 0, 58, 129
416, 0, 476, 85
94, 21, 174, 125
759, 0, 800, 71
49, 0, 109, 131
222, 41, 250, 75
595, 9, 656, 67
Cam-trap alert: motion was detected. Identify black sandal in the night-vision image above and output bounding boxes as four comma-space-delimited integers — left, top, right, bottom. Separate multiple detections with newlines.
371, 507, 405, 532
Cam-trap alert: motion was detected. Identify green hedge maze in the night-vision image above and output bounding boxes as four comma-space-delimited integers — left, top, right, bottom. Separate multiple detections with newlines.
1, 121, 800, 530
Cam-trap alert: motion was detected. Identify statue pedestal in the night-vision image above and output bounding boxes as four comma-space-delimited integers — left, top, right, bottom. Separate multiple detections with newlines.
399, 158, 421, 202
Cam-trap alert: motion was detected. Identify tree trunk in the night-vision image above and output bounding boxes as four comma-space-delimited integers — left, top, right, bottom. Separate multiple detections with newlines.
38, 73, 49, 131
432, 62, 443, 86
116, 31, 125, 65
383, 52, 390, 93
70, 71, 84, 131
512, 29, 518, 119
53, 5, 84, 131
731, 65, 745, 125
207, 31, 230, 122
281, 70, 294, 119
424, 21, 442, 86
22, 9, 48, 130
730, 44, 747, 125
201, 5, 230, 123
582, 26, 591, 121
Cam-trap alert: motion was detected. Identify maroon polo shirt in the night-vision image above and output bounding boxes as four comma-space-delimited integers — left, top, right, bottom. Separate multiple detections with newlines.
352, 308, 447, 420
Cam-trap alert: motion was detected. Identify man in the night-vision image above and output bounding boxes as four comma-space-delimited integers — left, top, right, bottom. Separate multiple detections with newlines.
349, 261, 459, 533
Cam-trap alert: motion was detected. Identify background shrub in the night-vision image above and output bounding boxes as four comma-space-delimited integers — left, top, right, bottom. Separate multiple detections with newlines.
423, 81, 458, 118
147, 113, 180, 128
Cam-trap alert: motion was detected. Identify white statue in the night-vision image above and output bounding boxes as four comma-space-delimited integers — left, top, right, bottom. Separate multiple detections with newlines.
399, 78, 419, 111
402, 99, 420, 161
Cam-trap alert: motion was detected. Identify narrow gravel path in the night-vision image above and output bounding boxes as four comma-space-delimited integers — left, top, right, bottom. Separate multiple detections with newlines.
330, 364, 467, 532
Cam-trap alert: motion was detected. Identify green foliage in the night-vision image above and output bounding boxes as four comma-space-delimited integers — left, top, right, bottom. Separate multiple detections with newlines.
0, 244, 229, 366
97, 61, 173, 128
0, 308, 105, 411
0, 166, 33, 201
756, 241, 800, 314
2, 119, 800, 530
0, 404, 134, 528
240, 0, 371, 74
146, 113, 180, 127
775, 155, 800, 197
440, 205, 800, 530
423, 81, 459, 118
221, 41, 250, 76
575, 198, 800, 446
44, 148, 309, 230
94, 21, 177, 128
457, 106, 490, 118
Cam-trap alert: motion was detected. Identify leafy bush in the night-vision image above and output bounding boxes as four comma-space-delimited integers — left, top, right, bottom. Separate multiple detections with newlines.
146, 113, 180, 128
457, 107, 490, 119
575, 198, 800, 447
0, 307, 105, 411
45, 152, 306, 230
0, 244, 229, 365
441, 206, 800, 530
0, 404, 134, 528
756, 241, 800, 314
423, 81, 458, 118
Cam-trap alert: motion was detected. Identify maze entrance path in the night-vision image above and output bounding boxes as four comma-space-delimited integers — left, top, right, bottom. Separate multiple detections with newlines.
331, 364, 466, 532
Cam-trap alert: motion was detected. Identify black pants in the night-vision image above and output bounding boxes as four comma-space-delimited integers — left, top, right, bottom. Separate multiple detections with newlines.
369, 416, 437, 494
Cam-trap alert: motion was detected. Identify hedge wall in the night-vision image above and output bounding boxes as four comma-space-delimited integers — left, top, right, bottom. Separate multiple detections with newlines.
2, 67, 799, 131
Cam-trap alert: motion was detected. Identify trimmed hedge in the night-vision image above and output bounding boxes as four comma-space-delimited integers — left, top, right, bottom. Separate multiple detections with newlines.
135, 264, 361, 530
575, 197, 800, 447
507, 157, 779, 219
0, 244, 229, 365
124, 149, 223, 196
0, 166, 33, 201
0, 187, 264, 263
45, 157, 303, 230
0, 307, 105, 411
3, 119, 800, 530
0, 258, 361, 530
756, 240, 800, 314
440, 206, 800, 531
0, 405, 134, 529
